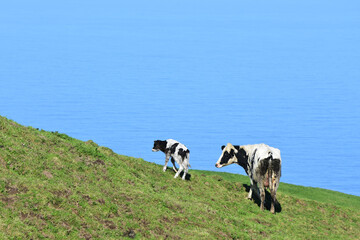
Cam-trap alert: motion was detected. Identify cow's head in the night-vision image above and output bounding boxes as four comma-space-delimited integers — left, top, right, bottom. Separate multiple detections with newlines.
152, 140, 166, 152
215, 143, 238, 168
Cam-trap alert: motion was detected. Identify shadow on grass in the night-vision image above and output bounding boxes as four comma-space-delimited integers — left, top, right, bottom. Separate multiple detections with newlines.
180, 171, 192, 181
165, 167, 192, 180
243, 184, 282, 213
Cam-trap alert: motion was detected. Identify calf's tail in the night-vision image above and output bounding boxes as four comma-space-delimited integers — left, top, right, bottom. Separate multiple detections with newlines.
178, 149, 191, 168
186, 150, 191, 168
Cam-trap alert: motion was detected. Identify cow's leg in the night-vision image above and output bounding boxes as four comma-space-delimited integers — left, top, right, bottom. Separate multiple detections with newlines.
248, 179, 258, 200
270, 188, 276, 214
163, 153, 171, 172
259, 186, 265, 211
171, 157, 178, 173
247, 179, 253, 199
270, 175, 280, 214
248, 187, 252, 200
174, 163, 183, 179
256, 177, 266, 211
247, 188, 253, 199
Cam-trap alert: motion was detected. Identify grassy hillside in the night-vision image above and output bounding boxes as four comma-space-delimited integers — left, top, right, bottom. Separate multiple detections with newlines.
0, 116, 359, 239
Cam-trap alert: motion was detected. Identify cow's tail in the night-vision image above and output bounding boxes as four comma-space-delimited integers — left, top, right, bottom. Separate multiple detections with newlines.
268, 153, 273, 191
267, 151, 281, 213
268, 151, 281, 195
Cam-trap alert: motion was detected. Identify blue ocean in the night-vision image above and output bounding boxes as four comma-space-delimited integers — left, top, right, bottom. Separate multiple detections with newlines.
1, 1, 359, 196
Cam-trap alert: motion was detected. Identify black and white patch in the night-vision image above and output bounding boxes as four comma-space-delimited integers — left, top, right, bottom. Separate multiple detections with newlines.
152, 139, 190, 180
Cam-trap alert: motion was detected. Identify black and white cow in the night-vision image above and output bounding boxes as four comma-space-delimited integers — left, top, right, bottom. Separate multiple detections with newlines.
152, 139, 190, 180
215, 143, 281, 213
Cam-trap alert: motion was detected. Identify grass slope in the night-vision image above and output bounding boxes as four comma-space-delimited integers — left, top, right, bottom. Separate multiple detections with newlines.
0, 116, 359, 239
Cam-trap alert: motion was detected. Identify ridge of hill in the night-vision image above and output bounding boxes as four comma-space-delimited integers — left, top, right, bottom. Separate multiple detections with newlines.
0, 116, 359, 239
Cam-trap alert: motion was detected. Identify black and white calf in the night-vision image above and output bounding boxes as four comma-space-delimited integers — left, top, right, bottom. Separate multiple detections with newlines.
152, 139, 190, 180
215, 143, 281, 213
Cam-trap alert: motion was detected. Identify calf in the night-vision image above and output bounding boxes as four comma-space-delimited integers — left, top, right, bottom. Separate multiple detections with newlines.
152, 139, 190, 180
215, 143, 281, 213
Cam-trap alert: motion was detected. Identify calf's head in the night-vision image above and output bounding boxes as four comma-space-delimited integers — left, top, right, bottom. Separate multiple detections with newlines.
215, 143, 238, 168
152, 140, 166, 152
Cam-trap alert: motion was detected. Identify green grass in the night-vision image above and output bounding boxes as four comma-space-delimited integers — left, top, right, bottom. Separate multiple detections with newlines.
0, 115, 359, 239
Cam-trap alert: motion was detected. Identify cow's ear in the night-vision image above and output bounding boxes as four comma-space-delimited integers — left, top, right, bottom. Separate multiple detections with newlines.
221, 145, 225, 150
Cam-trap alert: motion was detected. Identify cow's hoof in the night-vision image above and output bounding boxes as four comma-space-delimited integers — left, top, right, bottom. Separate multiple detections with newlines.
270, 207, 275, 214
163, 167, 167, 172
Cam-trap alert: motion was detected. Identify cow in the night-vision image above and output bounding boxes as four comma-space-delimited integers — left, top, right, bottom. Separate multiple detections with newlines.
152, 139, 190, 180
215, 143, 281, 213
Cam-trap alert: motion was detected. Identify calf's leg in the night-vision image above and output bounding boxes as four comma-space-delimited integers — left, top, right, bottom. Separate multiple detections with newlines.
174, 164, 183, 179
163, 154, 171, 172
181, 164, 188, 180
171, 157, 178, 172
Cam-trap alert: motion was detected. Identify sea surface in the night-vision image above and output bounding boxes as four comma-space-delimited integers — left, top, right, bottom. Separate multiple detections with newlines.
1, 1, 359, 196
